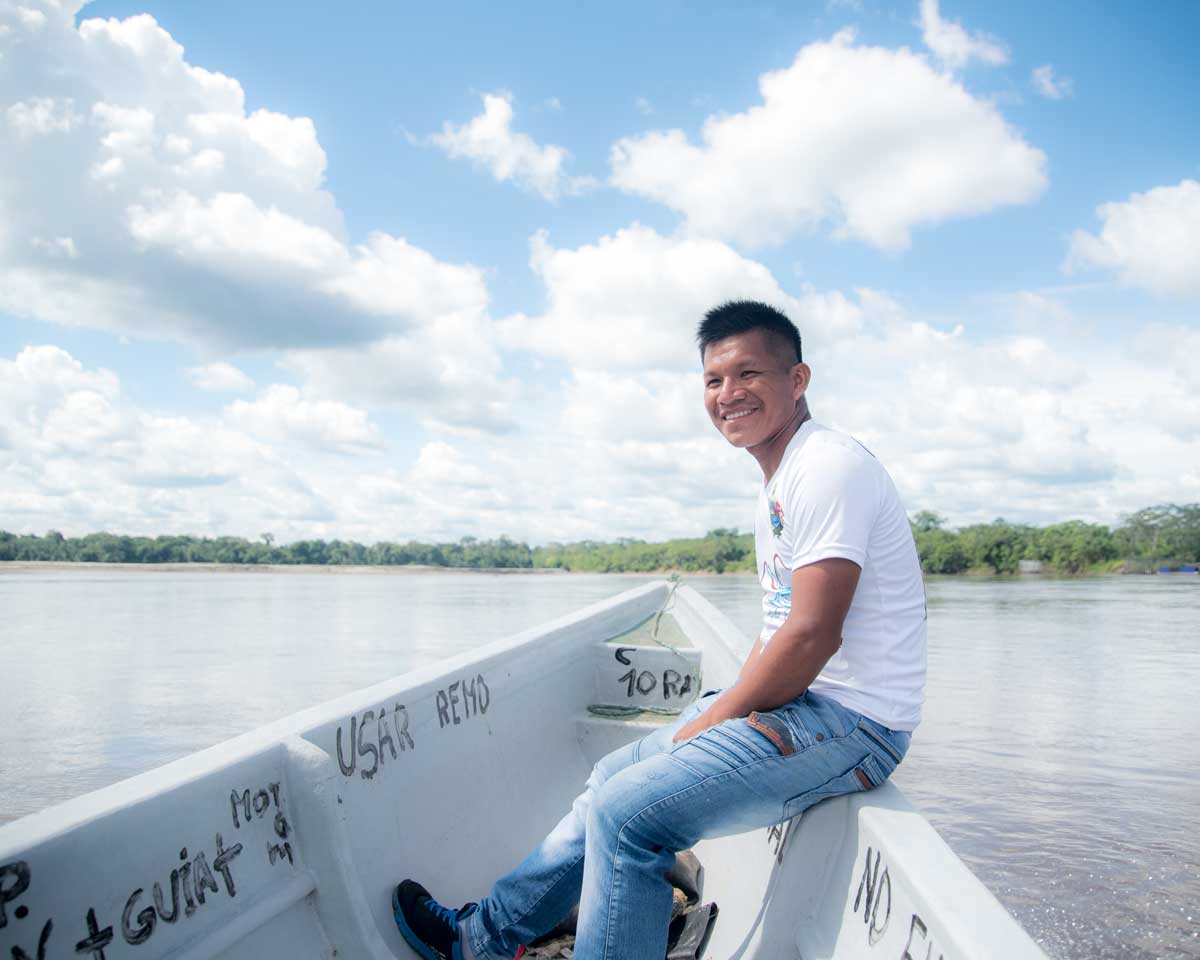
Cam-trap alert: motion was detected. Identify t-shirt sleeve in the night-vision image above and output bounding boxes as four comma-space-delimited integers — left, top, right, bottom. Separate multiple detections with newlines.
779, 440, 881, 571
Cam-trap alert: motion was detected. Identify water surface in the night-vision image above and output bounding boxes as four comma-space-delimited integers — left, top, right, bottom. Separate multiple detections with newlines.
1, 568, 1197, 958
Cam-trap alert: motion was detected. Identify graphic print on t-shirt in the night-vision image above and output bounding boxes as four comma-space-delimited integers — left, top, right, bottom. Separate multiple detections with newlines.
760, 553, 791, 623
768, 497, 784, 536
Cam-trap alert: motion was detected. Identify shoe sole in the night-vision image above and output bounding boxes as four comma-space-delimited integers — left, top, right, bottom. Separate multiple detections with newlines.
392, 885, 462, 960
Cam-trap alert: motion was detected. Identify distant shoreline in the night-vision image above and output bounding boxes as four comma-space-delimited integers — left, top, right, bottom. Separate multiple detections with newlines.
0, 560, 575, 575
0, 561, 1161, 578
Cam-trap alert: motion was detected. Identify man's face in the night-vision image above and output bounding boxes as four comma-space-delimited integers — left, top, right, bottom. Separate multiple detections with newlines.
702, 329, 808, 450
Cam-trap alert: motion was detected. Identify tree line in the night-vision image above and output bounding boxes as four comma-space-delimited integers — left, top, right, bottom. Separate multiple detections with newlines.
1, 503, 1196, 575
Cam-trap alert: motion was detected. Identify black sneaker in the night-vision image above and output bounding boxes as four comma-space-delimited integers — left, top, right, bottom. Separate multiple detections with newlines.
392, 879, 476, 960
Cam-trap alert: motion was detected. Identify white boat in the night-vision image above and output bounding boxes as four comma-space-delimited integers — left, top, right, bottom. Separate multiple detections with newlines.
0, 581, 1045, 959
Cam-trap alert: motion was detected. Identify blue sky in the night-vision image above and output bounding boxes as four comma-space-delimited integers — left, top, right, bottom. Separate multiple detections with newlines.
1, 0, 1197, 544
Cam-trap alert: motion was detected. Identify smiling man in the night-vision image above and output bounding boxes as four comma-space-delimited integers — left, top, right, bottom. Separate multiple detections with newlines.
393, 300, 927, 960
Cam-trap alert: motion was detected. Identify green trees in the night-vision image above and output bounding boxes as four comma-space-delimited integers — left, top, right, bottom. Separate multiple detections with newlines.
531, 530, 754, 573
1114, 504, 1200, 567
2, 502, 1197, 573
913, 529, 970, 574
1028, 521, 1118, 573
908, 505, 1192, 574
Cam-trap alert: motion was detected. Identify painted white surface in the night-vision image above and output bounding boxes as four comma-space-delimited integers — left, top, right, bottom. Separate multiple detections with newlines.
0, 581, 1045, 959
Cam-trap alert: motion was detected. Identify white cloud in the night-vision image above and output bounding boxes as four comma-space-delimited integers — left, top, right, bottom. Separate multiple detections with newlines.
185, 361, 254, 393
127, 191, 346, 273
1066, 179, 1200, 298
0, 0, 490, 366
6, 95, 80, 136
282, 308, 517, 435
807, 301, 1200, 526
500, 224, 860, 371
5, 284, 1198, 545
1031, 64, 1073, 100
634, 96, 654, 116
225, 384, 381, 453
431, 92, 594, 201
317, 232, 488, 319
16, 6, 46, 29
918, 0, 1008, 70
0, 345, 331, 533
610, 30, 1045, 251
30, 235, 78, 258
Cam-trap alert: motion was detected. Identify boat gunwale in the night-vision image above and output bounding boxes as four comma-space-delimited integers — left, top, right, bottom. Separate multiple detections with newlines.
0, 579, 673, 853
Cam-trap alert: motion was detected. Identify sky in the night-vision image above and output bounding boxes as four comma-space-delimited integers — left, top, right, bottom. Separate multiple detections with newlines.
1, 0, 1197, 545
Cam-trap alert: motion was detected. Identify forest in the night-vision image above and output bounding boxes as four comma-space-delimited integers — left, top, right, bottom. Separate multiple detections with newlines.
1, 503, 1196, 575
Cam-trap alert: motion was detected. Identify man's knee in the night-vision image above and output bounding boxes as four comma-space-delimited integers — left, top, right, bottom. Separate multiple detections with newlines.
586, 762, 683, 850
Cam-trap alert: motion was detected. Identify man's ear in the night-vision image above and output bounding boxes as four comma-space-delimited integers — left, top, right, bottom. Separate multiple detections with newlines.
792, 362, 811, 400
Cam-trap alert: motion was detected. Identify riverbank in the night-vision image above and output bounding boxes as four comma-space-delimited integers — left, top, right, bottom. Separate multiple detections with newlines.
5, 512, 1198, 575
0, 560, 571, 575
2, 560, 1168, 577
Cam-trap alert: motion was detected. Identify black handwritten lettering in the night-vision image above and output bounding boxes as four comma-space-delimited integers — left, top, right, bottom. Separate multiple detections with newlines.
636, 670, 657, 695
766, 821, 790, 863
74, 907, 113, 958
436, 677, 489, 728
253, 790, 270, 817
678, 674, 693, 697
337, 704, 415, 775
180, 849, 196, 917
619, 668, 636, 697
0, 860, 31, 929
122, 889, 155, 945
107, 834, 250, 951
394, 704, 415, 750
268, 841, 294, 866
663, 669, 681, 699
463, 676, 477, 718
231, 789, 252, 829
336, 716, 357, 776
213, 834, 243, 898
193, 852, 219, 905
357, 709, 379, 779
11, 918, 52, 960
448, 681, 462, 725
852, 847, 890, 944
153, 872, 179, 923
902, 914, 928, 960
378, 708, 397, 761
615, 647, 635, 666
274, 811, 290, 839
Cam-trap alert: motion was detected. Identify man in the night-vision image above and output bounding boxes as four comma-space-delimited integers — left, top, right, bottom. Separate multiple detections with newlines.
393, 300, 927, 960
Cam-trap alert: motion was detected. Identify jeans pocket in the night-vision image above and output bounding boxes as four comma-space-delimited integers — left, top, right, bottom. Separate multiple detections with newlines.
781, 752, 884, 820
746, 711, 796, 756
856, 720, 905, 767
673, 715, 782, 772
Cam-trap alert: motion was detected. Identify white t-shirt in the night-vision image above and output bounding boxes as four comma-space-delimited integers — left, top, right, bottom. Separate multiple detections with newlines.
755, 420, 927, 731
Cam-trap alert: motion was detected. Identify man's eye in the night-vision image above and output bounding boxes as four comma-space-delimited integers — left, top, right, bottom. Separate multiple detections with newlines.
706, 379, 720, 388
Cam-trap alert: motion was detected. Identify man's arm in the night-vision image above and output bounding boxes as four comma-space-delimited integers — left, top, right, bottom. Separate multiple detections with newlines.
673, 557, 860, 742
735, 636, 764, 682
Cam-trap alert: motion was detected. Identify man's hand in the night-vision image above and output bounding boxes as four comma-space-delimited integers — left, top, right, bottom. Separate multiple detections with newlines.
672, 699, 736, 743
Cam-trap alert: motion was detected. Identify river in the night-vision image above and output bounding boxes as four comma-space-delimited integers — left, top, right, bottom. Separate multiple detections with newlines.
0, 567, 1197, 958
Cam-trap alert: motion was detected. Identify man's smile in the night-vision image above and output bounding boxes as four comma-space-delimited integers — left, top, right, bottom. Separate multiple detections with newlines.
722, 407, 758, 421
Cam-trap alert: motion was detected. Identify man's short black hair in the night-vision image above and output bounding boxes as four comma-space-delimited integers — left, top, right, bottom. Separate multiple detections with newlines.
697, 300, 802, 365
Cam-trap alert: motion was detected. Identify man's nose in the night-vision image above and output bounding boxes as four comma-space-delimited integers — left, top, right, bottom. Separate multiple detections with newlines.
717, 378, 744, 404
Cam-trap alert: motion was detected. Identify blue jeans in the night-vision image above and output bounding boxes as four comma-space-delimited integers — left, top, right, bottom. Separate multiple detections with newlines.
462, 690, 909, 960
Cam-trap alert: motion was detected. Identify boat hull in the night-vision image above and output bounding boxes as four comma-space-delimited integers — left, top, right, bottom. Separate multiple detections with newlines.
0, 581, 1044, 959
